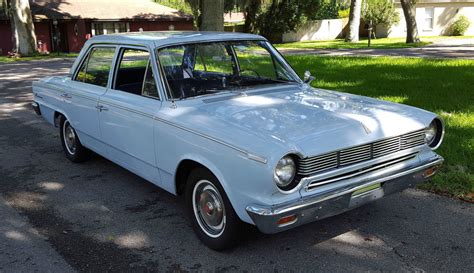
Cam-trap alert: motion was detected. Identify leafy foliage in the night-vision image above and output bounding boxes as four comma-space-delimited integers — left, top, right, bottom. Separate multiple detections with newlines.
154, 0, 194, 14
338, 8, 350, 18
255, 0, 330, 42
450, 15, 471, 36
311, 0, 339, 20
256, 1, 307, 42
362, 0, 399, 36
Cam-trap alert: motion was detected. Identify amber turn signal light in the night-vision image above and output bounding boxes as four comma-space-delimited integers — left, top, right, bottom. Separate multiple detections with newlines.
423, 165, 440, 178
277, 215, 297, 227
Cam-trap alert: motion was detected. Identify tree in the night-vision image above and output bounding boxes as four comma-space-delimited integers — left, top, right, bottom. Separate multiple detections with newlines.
256, 0, 306, 43
7, 0, 38, 55
362, 0, 399, 38
346, 0, 362, 42
199, 0, 224, 31
400, 0, 420, 43
242, 0, 262, 33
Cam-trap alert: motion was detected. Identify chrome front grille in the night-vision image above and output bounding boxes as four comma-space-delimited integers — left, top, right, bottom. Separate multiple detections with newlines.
297, 129, 426, 176
305, 153, 418, 190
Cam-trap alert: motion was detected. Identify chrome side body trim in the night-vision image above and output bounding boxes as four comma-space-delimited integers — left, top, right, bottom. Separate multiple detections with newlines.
153, 116, 268, 164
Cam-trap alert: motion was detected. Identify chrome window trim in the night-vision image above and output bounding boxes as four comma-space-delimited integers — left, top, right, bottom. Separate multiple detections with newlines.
155, 38, 302, 102
72, 44, 118, 88
109, 45, 162, 101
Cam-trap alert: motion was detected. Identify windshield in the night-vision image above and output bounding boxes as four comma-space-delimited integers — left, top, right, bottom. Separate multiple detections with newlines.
157, 40, 300, 100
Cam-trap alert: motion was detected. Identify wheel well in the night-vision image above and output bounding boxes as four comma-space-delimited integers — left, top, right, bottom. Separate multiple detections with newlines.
175, 159, 208, 196
54, 111, 64, 127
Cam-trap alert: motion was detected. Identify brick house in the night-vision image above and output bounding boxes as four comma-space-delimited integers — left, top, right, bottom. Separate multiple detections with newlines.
0, 0, 193, 55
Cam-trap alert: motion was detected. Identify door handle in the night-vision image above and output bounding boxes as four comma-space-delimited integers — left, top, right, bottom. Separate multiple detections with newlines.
96, 105, 108, 112
60, 93, 72, 99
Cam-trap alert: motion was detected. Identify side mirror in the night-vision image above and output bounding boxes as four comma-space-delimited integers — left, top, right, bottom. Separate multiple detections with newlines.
304, 70, 315, 84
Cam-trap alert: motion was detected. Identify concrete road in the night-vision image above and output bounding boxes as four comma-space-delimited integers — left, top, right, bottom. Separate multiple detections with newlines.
1, 59, 473, 272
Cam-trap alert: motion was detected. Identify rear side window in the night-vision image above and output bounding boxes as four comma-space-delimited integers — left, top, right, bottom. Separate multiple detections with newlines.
75, 47, 115, 87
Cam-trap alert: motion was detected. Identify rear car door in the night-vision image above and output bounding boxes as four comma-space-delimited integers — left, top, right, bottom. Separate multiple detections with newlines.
98, 46, 162, 183
66, 46, 116, 154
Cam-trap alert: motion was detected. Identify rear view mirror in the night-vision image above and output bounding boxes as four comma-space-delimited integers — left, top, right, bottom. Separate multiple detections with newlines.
304, 70, 315, 84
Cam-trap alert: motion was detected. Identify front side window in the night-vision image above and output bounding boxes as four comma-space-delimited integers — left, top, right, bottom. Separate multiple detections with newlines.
157, 40, 299, 100
114, 48, 159, 98
75, 47, 115, 87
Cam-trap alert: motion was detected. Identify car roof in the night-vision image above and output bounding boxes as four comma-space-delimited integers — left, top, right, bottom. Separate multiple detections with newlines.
87, 31, 267, 47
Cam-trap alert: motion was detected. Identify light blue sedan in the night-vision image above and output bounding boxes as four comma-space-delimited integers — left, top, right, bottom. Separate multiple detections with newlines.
32, 31, 444, 250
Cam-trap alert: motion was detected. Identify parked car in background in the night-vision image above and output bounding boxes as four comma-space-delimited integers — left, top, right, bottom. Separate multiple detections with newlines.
32, 32, 444, 250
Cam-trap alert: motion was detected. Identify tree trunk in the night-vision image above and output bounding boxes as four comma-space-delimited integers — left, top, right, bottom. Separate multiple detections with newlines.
10, 0, 38, 55
4, 0, 19, 53
346, 0, 362, 42
400, 0, 420, 43
199, 0, 224, 31
243, 1, 260, 33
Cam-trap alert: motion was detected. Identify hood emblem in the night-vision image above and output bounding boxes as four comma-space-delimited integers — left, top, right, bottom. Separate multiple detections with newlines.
360, 122, 372, 135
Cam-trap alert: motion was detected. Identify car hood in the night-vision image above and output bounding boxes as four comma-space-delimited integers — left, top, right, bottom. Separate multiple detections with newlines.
166, 84, 436, 160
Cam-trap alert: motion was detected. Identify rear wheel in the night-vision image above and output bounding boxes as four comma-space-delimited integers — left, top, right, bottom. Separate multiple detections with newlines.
185, 168, 242, 250
59, 115, 90, 162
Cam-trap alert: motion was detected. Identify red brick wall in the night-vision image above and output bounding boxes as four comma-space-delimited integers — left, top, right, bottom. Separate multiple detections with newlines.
0, 19, 194, 55
67, 20, 193, 53
35, 22, 52, 53
0, 21, 51, 55
0, 21, 12, 55
66, 20, 88, 53
129, 20, 193, 32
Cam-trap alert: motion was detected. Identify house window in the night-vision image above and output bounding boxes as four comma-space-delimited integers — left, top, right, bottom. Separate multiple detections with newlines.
424, 8, 434, 30
91, 22, 130, 36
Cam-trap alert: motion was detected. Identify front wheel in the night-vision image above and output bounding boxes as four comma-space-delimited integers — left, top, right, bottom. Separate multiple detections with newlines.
59, 115, 90, 163
185, 168, 242, 250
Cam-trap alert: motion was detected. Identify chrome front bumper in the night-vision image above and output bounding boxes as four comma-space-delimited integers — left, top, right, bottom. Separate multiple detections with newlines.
246, 155, 444, 234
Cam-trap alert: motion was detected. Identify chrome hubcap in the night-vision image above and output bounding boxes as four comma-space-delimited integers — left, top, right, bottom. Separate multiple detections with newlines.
63, 120, 76, 155
192, 180, 226, 238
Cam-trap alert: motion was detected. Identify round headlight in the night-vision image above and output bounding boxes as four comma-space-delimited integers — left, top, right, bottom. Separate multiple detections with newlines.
425, 121, 437, 145
425, 118, 444, 149
274, 155, 296, 189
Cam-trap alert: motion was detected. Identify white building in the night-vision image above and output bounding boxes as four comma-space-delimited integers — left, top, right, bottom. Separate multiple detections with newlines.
377, 0, 474, 37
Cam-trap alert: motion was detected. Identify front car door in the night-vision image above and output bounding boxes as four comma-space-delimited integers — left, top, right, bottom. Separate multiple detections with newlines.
98, 46, 162, 184
66, 46, 116, 154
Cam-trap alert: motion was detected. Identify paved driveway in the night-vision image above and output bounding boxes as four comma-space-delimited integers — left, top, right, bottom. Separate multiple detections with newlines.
279, 39, 474, 59
0, 59, 473, 272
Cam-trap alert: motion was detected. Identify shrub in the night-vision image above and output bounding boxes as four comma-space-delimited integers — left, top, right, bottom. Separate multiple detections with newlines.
450, 15, 471, 36
312, 0, 339, 20
256, 1, 306, 43
338, 8, 350, 18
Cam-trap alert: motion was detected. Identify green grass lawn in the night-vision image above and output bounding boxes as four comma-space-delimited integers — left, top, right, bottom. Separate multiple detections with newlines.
0, 53, 78, 63
286, 55, 474, 201
276, 36, 474, 50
